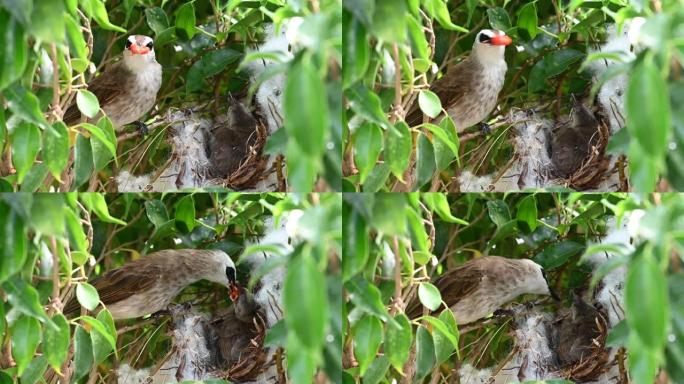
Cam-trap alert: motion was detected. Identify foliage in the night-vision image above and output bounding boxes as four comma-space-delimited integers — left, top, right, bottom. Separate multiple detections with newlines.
0, 192, 341, 383
342, 192, 684, 383
342, 0, 684, 192
0, 0, 341, 192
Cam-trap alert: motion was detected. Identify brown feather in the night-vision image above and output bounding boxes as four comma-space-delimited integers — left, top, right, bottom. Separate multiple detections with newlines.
62, 61, 130, 125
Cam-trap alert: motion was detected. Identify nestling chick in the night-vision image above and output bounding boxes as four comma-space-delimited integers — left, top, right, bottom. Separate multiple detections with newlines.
555, 293, 604, 365
547, 102, 600, 178
206, 100, 258, 178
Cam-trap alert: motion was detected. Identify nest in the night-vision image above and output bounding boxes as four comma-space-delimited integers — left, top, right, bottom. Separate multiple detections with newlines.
210, 306, 272, 382
565, 117, 614, 190
556, 307, 612, 382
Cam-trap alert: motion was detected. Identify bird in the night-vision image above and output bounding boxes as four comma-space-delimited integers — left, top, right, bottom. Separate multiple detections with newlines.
406, 29, 512, 133
206, 99, 258, 179
406, 256, 558, 324
547, 101, 600, 178
63, 249, 240, 320
62, 35, 162, 134
555, 293, 604, 365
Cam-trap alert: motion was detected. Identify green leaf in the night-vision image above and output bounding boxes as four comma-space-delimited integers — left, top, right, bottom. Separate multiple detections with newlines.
625, 250, 669, 350
418, 282, 442, 311
516, 195, 538, 232
362, 355, 390, 384
287, 141, 316, 192
406, 14, 428, 60
385, 122, 412, 179
2, 276, 49, 323
346, 276, 392, 321
421, 193, 467, 224
80, 193, 126, 225
20, 355, 48, 384
415, 325, 436, 381
11, 315, 40, 376
416, 132, 435, 189
422, 0, 468, 32
517, 2, 538, 39
76, 282, 100, 311
284, 57, 328, 157
175, 1, 196, 38
528, 49, 584, 93
0, 9, 28, 91
175, 195, 197, 232
342, 12, 370, 88
384, 314, 412, 372
65, 13, 88, 59
487, 7, 511, 31
10, 122, 41, 184
627, 56, 671, 159
73, 325, 93, 381
29, 194, 65, 236
43, 314, 70, 372
73, 134, 93, 189
29, 0, 64, 43
88, 0, 126, 32
407, 206, 429, 253
0, 203, 27, 284
346, 83, 392, 130
284, 253, 328, 350
4, 85, 50, 129
145, 199, 169, 228
532, 241, 585, 270
487, 200, 510, 227
371, 0, 406, 43
43, 122, 70, 180
91, 310, 116, 363
371, 193, 407, 236
342, 208, 369, 281
422, 123, 458, 158
434, 309, 459, 363
354, 123, 382, 183
80, 122, 116, 162
77, 316, 117, 352
145, 7, 169, 35
418, 90, 442, 119
353, 315, 382, 375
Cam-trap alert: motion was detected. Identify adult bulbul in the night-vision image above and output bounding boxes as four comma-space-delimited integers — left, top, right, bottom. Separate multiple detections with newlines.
407, 29, 512, 132
63, 35, 162, 133
407, 256, 558, 324
63, 249, 239, 320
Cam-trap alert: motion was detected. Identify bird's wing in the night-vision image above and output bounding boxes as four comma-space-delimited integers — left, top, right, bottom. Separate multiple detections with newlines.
62, 260, 163, 316
405, 262, 484, 318
404, 59, 473, 127
62, 62, 129, 125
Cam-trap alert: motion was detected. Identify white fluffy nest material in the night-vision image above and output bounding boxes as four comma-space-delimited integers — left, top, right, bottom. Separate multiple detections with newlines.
460, 217, 631, 384
117, 218, 290, 384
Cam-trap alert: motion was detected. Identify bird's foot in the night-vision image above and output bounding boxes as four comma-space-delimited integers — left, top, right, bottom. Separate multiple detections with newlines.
132, 121, 149, 136
493, 308, 515, 318
480, 122, 491, 135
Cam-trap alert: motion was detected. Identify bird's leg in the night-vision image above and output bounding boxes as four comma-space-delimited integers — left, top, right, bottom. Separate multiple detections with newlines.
480, 122, 491, 135
132, 120, 149, 136
492, 308, 516, 319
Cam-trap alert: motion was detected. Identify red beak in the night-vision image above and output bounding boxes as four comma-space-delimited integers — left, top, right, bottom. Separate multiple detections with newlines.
490, 34, 512, 46
129, 45, 150, 55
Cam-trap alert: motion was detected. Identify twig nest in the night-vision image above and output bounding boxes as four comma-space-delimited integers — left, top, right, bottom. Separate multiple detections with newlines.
210, 291, 271, 382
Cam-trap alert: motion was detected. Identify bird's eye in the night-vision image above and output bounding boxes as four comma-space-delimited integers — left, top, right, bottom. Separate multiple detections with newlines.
478, 33, 492, 43
146, 41, 154, 49
125, 40, 133, 49
225, 266, 236, 282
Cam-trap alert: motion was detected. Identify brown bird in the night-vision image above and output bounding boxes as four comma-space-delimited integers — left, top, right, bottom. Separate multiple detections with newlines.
64, 249, 239, 320
62, 35, 162, 133
555, 293, 604, 365
406, 29, 512, 132
547, 101, 600, 178
406, 256, 558, 324
206, 99, 258, 178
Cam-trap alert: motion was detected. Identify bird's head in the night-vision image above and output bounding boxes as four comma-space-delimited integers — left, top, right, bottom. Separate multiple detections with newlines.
521, 259, 560, 300
204, 250, 241, 301
122, 35, 157, 70
473, 29, 512, 65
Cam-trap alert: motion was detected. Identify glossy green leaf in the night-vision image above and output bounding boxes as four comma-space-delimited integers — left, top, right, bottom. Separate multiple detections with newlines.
422, 0, 468, 32
11, 315, 40, 375
145, 199, 169, 228
487, 7, 511, 31
145, 7, 169, 35
418, 282, 442, 311
346, 276, 392, 321
89, 0, 126, 32
284, 253, 328, 350
533, 241, 585, 270
415, 325, 436, 381
76, 282, 99, 311
384, 314, 412, 372
77, 315, 117, 352
2, 276, 50, 323
73, 325, 93, 381
175, 2, 196, 38
73, 134, 93, 189
43, 314, 70, 372
354, 315, 382, 375
421, 193, 467, 224
43, 122, 70, 179
342, 12, 370, 88
423, 123, 458, 158
434, 309, 460, 362
284, 57, 328, 157
371, 193, 407, 235
385, 122, 412, 179
406, 14, 428, 60
91, 309, 116, 363
342, 208, 369, 281
371, 0, 406, 43
362, 355, 390, 384
354, 123, 382, 183
346, 83, 392, 130
4, 85, 50, 130
65, 13, 87, 59
517, 2, 538, 38
626, 251, 669, 350
19, 354, 47, 384
516, 195, 538, 232
80, 193, 126, 225
29, 194, 65, 236
0, 203, 27, 284
0, 9, 28, 91
175, 195, 197, 232
418, 91, 442, 119
416, 132, 435, 189
29, 0, 64, 43
10, 123, 40, 184
487, 200, 510, 227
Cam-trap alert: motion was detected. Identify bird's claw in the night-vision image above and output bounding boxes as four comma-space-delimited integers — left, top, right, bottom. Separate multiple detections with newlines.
480, 122, 491, 135
132, 121, 149, 136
